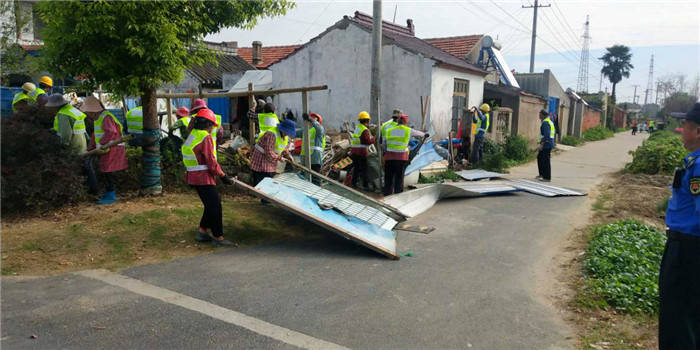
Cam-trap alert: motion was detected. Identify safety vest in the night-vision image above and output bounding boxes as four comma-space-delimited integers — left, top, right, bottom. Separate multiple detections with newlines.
256, 112, 279, 141
649, 120, 655, 127
301, 127, 327, 155
11, 91, 30, 112
126, 106, 143, 134
381, 120, 398, 140
94, 110, 124, 144
212, 114, 222, 159
540, 117, 555, 141
27, 88, 45, 101
351, 124, 369, 149
254, 131, 289, 155
181, 129, 211, 172
474, 112, 490, 135
53, 104, 87, 135
385, 125, 411, 153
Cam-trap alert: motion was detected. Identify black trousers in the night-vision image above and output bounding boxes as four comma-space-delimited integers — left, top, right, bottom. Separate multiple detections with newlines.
470, 136, 485, 165
193, 185, 223, 237
658, 232, 700, 349
311, 164, 322, 186
84, 157, 99, 195
350, 155, 369, 189
537, 148, 551, 180
383, 160, 408, 196
252, 171, 275, 186
103, 172, 116, 192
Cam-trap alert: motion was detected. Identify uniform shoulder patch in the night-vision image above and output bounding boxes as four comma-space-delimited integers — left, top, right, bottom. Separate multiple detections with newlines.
690, 177, 700, 195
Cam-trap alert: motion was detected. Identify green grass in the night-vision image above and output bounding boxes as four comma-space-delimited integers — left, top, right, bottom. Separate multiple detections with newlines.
592, 193, 612, 212
561, 135, 584, 146
21, 241, 40, 251
418, 170, 460, 183
656, 196, 670, 213
584, 219, 665, 314
583, 126, 614, 142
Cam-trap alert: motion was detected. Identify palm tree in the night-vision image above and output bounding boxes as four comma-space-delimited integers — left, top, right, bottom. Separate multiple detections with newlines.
599, 45, 634, 100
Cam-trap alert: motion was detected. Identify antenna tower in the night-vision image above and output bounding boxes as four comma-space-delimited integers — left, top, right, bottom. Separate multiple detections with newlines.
644, 54, 654, 105
576, 15, 591, 93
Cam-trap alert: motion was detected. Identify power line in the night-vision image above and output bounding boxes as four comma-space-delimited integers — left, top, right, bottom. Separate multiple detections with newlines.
521, 0, 551, 72
552, 0, 583, 47
296, 0, 333, 43
538, 10, 584, 63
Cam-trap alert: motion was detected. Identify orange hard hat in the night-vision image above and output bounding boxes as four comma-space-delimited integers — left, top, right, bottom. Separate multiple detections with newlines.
196, 108, 218, 126
309, 112, 322, 124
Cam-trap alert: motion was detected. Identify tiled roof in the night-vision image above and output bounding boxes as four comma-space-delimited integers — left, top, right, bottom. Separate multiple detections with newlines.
347, 12, 487, 75
237, 45, 301, 69
423, 35, 483, 60
187, 54, 256, 88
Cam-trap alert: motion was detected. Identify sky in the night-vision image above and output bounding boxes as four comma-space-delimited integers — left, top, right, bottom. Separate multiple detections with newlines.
205, 0, 700, 104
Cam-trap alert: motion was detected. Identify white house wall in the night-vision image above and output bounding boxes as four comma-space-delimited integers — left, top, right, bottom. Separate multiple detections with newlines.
270, 23, 434, 132
429, 66, 485, 138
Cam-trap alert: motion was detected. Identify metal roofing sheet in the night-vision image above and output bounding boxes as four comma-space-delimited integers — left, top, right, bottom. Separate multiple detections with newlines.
241, 177, 398, 259
455, 169, 506, 181
506, 179, 586, 197
383, 182, 518, 217
275, 173, 398, 230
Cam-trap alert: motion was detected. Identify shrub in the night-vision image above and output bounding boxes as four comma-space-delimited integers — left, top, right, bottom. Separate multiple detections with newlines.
480, 151, 509, 173
584, 219, 665, 314
502, 134, 531, 161
582, 126, 614, 141
625, 131, 685, 175
561, 135, 584, 146
418, 170, 460, 184
1, 115, 88, 215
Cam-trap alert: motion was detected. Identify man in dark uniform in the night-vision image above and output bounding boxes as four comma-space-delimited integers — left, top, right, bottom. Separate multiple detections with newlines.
659, 102, 700, 349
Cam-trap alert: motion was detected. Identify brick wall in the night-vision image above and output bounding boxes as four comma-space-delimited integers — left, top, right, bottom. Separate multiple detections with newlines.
614, 106, 627, 129
581, 107, 601, 132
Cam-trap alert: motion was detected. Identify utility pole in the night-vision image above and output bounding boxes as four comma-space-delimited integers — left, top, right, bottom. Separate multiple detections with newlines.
655, 82, 662, 105
523, 0, 551, 73
599, 71, 603, 92
602, 88, 608, 128
631, 84, 639, 104
370, 0, 383, 191
644, 54, 654, 105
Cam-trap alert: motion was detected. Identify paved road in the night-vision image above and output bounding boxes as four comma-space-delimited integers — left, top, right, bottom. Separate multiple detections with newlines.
2, 132, 645, 350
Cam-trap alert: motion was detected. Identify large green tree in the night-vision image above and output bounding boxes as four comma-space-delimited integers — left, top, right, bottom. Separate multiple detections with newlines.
37, 0, 292, 193
599, 45, 633, 101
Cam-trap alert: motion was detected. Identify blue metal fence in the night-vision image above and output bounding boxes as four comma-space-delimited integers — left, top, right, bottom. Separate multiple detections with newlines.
207, 97, 230, 123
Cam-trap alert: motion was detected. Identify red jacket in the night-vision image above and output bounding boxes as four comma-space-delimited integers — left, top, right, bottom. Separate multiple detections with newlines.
350, 129, 375, 157
88, 115, 128, 173
185, 134, 224, 186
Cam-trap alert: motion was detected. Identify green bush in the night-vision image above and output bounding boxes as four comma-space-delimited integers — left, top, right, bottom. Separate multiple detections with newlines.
1, 115, 89, 215
625, 131, 685, 175
561, 135, 584, 146
480, 151, 509, 173
582, 126, 614, 141
503, 134, 531, 161
418, 170, 460, 184
584, 219, 665, 314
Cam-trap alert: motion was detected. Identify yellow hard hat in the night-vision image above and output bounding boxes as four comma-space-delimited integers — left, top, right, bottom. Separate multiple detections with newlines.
39, 76, 53, 87
358, 111, 371, 120
479, 103, 491, 112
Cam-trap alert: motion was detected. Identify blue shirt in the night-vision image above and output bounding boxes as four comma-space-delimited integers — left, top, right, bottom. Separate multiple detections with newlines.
473, 110, 488, 138
666, 148, 700, 236
540, 120, 554, 150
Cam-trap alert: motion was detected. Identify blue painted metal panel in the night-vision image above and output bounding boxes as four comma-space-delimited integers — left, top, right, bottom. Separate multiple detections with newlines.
1, 87, 22, 117
405, 141, 445, 176
548, 97, 559, 116
207, 97, 230, 123
255, 177, 398, 258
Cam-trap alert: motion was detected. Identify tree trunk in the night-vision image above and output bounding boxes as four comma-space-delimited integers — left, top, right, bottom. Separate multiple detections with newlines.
611, 82, 617, 101
140, 86, 162, 194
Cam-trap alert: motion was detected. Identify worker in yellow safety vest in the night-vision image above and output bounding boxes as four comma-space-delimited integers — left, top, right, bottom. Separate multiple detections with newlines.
12, 82, 36, 113
350, 111, 376, 190
380, 109, 402, 145
256, 102, 280, 142
383, 114, 412, 195
33, 76, 53, 109
299, 112, 327, 184
250, 118, 295, 186
470, 103, 490, 165
536, 109, 556, 182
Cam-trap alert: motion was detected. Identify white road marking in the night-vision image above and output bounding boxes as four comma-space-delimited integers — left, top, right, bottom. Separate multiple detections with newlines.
76, 269, 349, 350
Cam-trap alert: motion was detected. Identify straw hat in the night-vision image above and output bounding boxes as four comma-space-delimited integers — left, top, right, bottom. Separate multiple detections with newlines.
45, 93, 70, 107
79, 96, 105, 113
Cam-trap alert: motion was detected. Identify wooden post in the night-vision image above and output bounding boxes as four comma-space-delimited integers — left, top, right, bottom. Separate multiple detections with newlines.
248, 83, 255, 145
98, 84, 103, 103
301, 90, 311, 169
447, 131, 454, 169
166, 89, 172, 130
